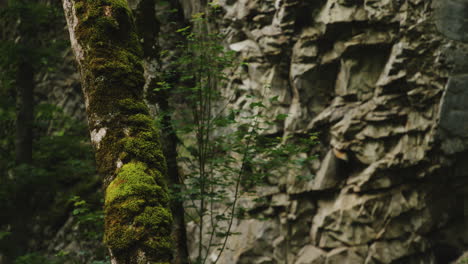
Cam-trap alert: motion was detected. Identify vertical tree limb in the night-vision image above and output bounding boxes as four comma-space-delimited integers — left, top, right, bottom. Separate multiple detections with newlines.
132, 1, 190, 263
15, 62, 34, 166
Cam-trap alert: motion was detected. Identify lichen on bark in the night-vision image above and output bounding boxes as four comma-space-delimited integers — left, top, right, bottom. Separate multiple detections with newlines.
62, 0, 173, 263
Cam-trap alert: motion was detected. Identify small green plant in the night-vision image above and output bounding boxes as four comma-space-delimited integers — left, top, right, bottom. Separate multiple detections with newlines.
0, 231, 10, 240
70, 196, 104, 241
157, 9, 318, 264
14, 253, 61, 264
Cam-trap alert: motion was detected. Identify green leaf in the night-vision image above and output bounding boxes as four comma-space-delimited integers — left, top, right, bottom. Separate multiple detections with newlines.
249, 101, 265, 109
176, 26, 191, 33
0, 231, 11, 240
74, 200, 86, 207
269, 95, 279, 103
275, 113, 288, 121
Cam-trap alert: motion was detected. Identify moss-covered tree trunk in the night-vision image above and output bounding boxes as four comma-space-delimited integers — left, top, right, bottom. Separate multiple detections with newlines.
62, 1, 173, 263
131, 1, 190, 263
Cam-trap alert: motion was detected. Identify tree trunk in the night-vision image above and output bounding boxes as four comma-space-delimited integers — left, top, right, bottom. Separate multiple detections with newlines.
7, 60, 35, 264
62, 1, 173, 263
132, 1, 190, 263
10, 3, 36, 262
15, 61, 34, 166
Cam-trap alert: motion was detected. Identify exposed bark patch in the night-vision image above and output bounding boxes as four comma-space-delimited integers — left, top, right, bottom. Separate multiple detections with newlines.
104, 5, 112, 17
91, 127, 107, 149
63, 0, 84, 63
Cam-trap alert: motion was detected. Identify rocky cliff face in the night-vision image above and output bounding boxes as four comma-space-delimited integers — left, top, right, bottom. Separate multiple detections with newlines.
175, 0, 468, 263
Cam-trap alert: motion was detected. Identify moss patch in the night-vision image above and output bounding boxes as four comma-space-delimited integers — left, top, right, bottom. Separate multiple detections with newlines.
104, 162, 172, 258
105, 162, 165, 205
135, 206, 172, 228
74, 0, 144, 117
127, 113, 153, 127
122, 135, 165, 168
118, 99, 149, 115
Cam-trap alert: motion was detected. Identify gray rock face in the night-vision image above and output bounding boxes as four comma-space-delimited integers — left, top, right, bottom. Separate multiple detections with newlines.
438, 75, 468, 154
434, 0, 468, 42
177, 0, 468, 263
36, 49, 85, 122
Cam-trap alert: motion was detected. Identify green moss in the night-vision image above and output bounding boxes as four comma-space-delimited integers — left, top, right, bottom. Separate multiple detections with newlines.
105, 163, 151, 201
104, 224, 144, 251
75, 1, 143, 82
73, 0, 145, 117
90, 48, 144, 89
118, 99, 149, 114
134, 206, 172, 228
120, 198, 145, 212
75, 0, 142, 55
121, 135, 166, 170
127, 113, 153, 127
104, 161, 172, 256
105, 162, 164, 205
75, 2, 85, 14
142, 236, 173, 259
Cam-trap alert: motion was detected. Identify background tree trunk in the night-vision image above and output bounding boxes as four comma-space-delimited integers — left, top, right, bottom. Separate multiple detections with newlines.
131, 0, 190, 263
62, 0, 173, 263
10, 2, 37, 262
14, 61, 34, 166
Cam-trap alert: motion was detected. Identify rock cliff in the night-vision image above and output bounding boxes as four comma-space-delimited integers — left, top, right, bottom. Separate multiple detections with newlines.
174, 0, 468, 263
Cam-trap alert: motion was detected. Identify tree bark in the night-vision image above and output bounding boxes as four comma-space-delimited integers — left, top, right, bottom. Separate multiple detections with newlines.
15, 61, 34, 166
62, 1, 173, 263
9, 2, 37, 262
8, 61, 35, 264
132, 1, 190, 263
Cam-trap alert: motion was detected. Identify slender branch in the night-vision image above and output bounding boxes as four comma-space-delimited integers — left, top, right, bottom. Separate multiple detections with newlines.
212, 118, 259, 264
